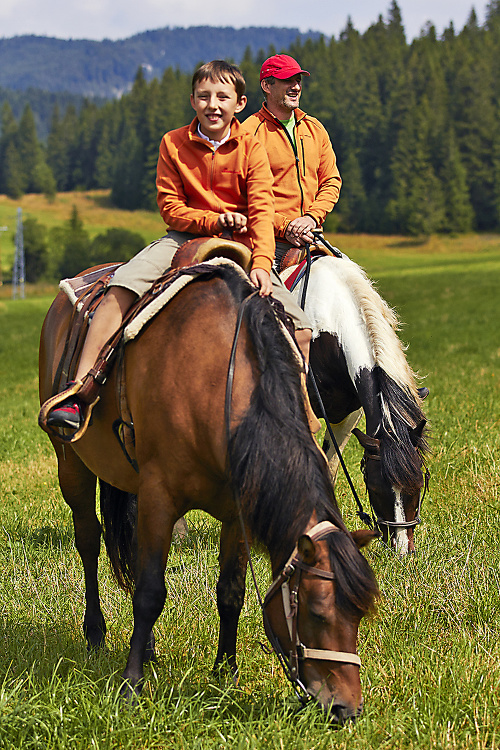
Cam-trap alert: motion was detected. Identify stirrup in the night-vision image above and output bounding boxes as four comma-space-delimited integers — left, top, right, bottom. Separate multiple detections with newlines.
38, 377, 100, 443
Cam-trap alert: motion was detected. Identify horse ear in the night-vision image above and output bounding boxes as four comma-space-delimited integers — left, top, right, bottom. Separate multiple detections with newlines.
352, 428, 380, 454
298, 534, 317, 564
410, 419, 426, 446
351, 529, 381, 548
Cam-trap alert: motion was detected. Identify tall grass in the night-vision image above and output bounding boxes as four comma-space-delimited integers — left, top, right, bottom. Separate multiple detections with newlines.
0, 233, 499, 748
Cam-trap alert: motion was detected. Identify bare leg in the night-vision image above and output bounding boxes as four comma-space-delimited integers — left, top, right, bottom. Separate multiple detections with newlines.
76, 287, 136, 380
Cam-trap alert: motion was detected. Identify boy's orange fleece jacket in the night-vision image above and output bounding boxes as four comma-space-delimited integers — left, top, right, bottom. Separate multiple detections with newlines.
242, 105, 341, 239
156, 117, 275, 273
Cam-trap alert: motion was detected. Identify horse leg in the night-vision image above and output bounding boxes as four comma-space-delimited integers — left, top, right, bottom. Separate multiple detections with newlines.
120, 486, 175, 697
213, 519, 248, 681
55, 443, 106, 649
323, 408, 363, 482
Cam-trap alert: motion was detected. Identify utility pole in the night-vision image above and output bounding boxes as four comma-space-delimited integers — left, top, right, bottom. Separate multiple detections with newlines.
0, 225, 7, 288
12, 208, 25, 299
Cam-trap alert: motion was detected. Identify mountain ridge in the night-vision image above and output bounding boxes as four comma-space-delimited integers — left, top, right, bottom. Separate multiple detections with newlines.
0, 26, 323, 98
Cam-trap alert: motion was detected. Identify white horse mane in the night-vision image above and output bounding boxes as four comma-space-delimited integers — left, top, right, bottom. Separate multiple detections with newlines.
336, 257, 420, 400
284, 255, 422, 401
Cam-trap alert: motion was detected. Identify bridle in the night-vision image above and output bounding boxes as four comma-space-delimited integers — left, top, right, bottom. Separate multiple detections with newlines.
224, 292, 361, 704
259, 520, 361, 703
360, 450, 431, 532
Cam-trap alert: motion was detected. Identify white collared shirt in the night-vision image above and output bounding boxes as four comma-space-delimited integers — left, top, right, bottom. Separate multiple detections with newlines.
196, 122, 231, 150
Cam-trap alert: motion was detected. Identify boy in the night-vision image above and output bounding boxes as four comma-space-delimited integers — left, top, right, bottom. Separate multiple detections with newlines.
48, 60, 311, 430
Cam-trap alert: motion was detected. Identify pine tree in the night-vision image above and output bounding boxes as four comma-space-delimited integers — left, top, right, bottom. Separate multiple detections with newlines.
23, 217, 49, 282
0, 102, 23, 197
440, 128, 474, 232
2, 142, 24, 198
16, 104, 40, 193
111, 118, 145, 210
55, 205, 93, 278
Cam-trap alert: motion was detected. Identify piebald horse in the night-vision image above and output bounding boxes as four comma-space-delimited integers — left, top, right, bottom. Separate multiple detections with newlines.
39, 261, 378, 721
281, 253, 429, 555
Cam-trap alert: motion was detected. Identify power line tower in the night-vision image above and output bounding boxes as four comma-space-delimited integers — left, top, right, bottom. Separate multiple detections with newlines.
0, 225, 8, 288
12, 207, 25, 299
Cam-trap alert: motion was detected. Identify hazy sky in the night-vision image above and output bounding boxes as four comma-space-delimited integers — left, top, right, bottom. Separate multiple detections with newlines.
0, 0, 486, 42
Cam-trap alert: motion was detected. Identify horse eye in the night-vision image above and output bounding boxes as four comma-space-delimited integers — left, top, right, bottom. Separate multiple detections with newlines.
309, 608, 328, 624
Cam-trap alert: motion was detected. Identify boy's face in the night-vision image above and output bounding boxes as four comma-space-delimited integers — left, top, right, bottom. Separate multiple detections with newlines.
191, 77, 247, 142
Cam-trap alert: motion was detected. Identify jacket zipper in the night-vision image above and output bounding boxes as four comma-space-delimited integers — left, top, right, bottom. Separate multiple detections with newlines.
279, 122, 305, 216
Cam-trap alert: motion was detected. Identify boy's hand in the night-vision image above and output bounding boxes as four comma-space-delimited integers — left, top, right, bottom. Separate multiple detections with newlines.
217, 212, 248, 233
249, 268, 273, 297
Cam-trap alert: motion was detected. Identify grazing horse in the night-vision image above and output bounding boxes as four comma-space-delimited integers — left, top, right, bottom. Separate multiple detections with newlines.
281, 254, 430, 555
39, 262, 378, 722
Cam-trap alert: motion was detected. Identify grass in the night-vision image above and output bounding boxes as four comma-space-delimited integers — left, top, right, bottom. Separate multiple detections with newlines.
0, 204, 499, 748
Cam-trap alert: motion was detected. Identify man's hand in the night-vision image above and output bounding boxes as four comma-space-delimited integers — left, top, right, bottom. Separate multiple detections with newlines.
217, 212, 248, 233
284, 215, 317, 246
249, 268, 273, 297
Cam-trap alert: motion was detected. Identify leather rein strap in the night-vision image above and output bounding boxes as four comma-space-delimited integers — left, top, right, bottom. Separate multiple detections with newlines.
224, 294, 361, 704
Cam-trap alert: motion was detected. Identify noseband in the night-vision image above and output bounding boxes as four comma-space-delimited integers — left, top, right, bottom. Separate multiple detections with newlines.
260, 521, 361, 704
361, 451, 430, 532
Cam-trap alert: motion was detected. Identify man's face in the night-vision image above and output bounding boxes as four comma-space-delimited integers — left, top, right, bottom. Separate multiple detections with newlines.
191, 77, 247, 141
263, 74, 302, 116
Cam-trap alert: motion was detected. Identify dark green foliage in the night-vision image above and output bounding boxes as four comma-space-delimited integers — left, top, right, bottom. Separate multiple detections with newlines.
22, 217, 50, 283
51, 205, 94, 279
89, 228, 145, 265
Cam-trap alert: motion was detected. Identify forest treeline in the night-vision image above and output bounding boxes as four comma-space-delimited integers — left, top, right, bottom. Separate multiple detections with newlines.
1, 1, 499, 235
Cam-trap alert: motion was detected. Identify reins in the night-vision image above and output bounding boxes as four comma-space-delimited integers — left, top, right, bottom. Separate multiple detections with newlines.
299, 241, 373, 528
224, 291, 361, 704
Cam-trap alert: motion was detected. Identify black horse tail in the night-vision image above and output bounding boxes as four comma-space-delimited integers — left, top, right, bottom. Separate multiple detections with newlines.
99, 480, 137, 595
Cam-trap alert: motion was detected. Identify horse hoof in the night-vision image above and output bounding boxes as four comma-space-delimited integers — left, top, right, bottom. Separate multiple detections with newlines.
87, 641, 108, 656
119, 678, 142, 705
212, 659, 239, 686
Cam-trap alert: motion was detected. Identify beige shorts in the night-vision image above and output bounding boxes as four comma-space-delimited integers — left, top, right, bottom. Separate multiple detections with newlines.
110, 230, 312, 331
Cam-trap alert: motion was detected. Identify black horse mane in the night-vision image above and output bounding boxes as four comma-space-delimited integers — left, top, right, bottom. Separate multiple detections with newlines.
376, 367, 430, 490
224, 268, 378, 617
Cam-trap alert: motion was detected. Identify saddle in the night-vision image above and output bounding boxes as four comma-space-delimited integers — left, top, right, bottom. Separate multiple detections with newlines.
278, 231, 342, 274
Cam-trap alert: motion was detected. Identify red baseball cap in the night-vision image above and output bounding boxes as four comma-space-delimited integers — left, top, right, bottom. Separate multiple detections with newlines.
259, 54, 310, 82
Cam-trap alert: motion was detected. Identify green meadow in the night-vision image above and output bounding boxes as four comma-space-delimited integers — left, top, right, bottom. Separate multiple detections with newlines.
0, 201, 499, 748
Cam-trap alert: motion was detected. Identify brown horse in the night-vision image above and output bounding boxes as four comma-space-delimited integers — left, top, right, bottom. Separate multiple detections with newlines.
39, 262, 378, 722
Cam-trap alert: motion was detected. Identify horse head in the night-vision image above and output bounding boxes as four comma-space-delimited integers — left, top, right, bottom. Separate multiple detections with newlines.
263, 522, 379, 723
353, 421, 429, 554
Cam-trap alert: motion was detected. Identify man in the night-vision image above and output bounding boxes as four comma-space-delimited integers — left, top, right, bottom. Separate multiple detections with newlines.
242, 54, 342, 268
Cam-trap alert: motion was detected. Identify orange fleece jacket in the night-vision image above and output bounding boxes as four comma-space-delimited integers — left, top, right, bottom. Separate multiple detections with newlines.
156, 117, 275, 273
242, 105, 341, 239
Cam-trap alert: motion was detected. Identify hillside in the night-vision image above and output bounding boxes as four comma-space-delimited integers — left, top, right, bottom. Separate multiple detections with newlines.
0, 26, 322, 98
